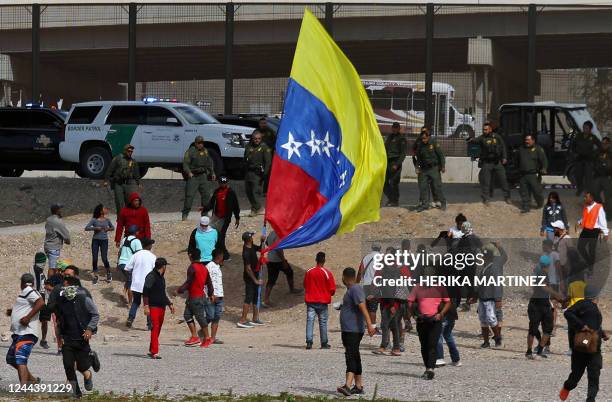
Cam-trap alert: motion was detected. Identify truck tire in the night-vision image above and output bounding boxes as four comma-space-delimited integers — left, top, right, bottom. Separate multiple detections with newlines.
0, 168, 24, 177
139, 166, 149, 179
206, 148, 224, 176
80, 146, 111, 179
453, 125, 475, 139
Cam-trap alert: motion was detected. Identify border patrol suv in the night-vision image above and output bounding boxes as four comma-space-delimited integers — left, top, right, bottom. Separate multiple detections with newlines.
60, 101, 253, 179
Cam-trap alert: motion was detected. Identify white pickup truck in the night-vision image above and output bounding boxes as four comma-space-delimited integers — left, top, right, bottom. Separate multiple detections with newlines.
59, 101, 253, 179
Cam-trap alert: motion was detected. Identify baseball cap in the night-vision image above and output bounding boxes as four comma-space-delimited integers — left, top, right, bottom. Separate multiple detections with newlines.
584, 284, 600, 299
155, 257, 169, 269
539, 255, 551, 267
242, 231, 255, 242
195, 135, 204, 143
392, 122, 400, 128
123, 144, 135, 151
550, 220, 566, 230
482, 243, 500, 258
21, 273, 35, 286
56, 258, 73, 271
200, 216, 210, 226
127, 224, 139, 235
141, 237, 155, 247
218, 176, 228, 183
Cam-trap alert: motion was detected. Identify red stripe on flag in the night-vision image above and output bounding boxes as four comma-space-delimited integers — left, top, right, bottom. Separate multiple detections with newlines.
265, 154, 328, 239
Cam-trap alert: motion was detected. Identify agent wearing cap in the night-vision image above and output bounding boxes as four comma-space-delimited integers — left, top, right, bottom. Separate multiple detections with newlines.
104, 143, 141, 214
560, 284, 609, 402
143, 257, 175, 359
44, 203, 71, 277
202, 175, 240, 260
412, 126, 447, 212
383, 122, 407, 207
182, 135, 215, 221
244, 130, 272, 217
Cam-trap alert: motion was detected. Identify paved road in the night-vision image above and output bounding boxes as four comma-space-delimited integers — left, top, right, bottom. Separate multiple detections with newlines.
0, 337, 605, 401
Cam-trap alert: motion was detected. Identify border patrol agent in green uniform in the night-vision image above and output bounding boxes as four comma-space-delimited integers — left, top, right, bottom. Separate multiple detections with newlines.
571, 120, 601, 196
182, 136, 215, 220
257, 118, 276, 195
591, 136, 612, 214
471, 122, 511, 205
244, 130, 272, 216
517, 134, 548, 213
104, 144, 141, 214
413, 128, 447, 212
383, 122, 407, 207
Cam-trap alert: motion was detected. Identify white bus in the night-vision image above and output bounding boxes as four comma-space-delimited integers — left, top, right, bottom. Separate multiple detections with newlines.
362, 79, 476, 138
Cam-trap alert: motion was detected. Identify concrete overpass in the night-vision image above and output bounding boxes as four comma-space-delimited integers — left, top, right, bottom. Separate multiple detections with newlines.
2, 3, 612, 116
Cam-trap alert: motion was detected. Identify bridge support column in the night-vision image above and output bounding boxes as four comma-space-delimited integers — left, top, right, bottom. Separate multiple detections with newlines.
325, 3, 334, 37
31, 3, 40, 104
425, 3, 434, 130
527, 3, 537, 102
224, 3, 234, 115
128, 3, 137, 101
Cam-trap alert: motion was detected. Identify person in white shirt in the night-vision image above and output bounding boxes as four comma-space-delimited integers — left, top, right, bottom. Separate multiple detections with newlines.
6, 273, 44, 384
125, 238, 156, 329
206, 249, 225, 344
577, 192, 608, 273
357, 244, 382, 331
551, 220, 572, 282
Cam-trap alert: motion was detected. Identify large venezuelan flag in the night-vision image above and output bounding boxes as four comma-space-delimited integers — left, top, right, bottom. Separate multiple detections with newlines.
265, 9, 386, 250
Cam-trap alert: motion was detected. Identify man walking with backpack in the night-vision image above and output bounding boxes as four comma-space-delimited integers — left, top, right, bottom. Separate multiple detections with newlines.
117, 225, 142, 307
560, 285, 609, 402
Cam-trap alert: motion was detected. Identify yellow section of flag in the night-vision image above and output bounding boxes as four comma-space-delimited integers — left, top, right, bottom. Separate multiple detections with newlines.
290, 9, 386, 234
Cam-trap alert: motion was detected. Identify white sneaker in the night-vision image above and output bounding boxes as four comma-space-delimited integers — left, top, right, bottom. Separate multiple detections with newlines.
565, 349, 572, 356
435, 359, 446, 367
451, 361, 462, 367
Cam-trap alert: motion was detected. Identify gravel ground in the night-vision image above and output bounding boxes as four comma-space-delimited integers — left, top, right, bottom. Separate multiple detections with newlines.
0, 330, 609, 401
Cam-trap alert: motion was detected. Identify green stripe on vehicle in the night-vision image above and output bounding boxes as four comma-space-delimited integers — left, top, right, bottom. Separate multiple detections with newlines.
105, 125, 138, 156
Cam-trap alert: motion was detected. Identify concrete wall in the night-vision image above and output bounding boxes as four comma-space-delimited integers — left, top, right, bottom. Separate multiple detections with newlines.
401, 156, 480, 183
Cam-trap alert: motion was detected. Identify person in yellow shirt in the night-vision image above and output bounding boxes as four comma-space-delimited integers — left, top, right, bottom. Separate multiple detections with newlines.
564, 249, 586, 355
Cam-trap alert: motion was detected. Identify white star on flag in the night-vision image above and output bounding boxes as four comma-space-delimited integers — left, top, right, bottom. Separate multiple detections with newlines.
281, 132, 303, 160
305, 130, 322, 156
321, 132, 335, 157
339, 170, 348, 188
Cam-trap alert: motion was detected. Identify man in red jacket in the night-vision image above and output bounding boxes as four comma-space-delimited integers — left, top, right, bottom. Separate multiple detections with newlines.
115, 193, 151, 247
303, 252, 336, 350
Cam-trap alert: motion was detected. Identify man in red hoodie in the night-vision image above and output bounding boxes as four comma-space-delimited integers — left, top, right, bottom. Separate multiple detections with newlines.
303, 252, 336, 350
115, 193, 151, 247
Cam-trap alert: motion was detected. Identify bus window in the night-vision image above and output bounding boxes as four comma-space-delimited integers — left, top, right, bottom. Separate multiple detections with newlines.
392, 87, 411, 111
413, 92, 425, 112
369, 89, 392, 110
554, 110, 573, 151
437, 95, 447, 135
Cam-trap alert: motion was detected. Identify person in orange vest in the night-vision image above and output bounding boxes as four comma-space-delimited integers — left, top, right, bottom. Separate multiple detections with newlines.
576, 191, 608, 273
